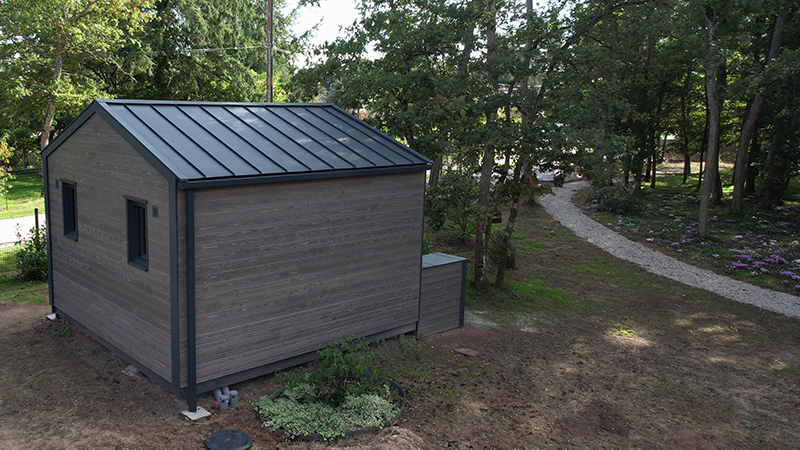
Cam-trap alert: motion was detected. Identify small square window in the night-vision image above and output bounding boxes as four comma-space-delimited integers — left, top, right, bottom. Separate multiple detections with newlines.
125, 197, 148, 271
62, 180, 77, 240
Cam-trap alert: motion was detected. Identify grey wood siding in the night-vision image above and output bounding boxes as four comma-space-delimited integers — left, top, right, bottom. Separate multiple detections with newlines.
191, 172, 425, 384
419, 253, 466, 336
47, 114, 172, 381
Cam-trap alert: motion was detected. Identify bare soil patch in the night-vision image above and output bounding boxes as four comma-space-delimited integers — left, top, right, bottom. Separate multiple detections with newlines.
2, 202, 800, 449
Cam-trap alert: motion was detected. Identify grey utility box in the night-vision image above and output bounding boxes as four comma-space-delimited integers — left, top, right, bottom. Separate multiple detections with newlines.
419, 253, 467, 336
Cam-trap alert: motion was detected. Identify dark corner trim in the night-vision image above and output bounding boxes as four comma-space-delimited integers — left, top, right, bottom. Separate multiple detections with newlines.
185, 189, 197, 412
169, 182, 181, 392
460, 259, 467, 328
43, 159, 54, 312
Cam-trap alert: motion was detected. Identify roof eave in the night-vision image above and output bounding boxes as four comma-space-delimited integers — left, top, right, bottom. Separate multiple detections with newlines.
176, 163, 431, 190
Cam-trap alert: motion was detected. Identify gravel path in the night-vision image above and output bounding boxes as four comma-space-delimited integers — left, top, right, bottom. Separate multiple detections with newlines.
537, 181, 800, 319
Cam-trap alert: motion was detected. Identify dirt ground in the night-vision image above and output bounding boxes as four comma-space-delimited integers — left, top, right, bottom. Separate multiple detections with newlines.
2, 202, 800, 450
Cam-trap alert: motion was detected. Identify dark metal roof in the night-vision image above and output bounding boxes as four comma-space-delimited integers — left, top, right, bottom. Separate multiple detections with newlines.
44, 99, 431, 188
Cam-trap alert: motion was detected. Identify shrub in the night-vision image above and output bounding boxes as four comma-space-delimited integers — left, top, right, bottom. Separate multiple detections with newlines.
15, 225, 47, 281
256, 336, 402, 440
590, 184, 643, 215
426, 170, 479, 238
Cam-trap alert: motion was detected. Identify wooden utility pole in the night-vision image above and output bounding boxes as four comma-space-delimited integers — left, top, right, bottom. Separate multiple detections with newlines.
266, 0, 274, 102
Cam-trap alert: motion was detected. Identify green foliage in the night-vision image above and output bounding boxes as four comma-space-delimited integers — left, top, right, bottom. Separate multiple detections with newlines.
255, 388, 399, 441
52, 325, 72, 338
278, 336, 382, 408
590, 184, 644, 215
422, 233, 435, 255
86, 344, 101, 356
0, 136, 15, 198
15, 226, 47, 281
257, 336, 401, 440
426, 170, 479, 238
488, 233, 516, 270
114, 0, 301, 102
0, 0, 154, 152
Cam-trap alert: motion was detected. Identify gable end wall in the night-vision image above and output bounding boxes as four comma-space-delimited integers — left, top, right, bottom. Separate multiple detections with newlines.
47, 114, 173, 382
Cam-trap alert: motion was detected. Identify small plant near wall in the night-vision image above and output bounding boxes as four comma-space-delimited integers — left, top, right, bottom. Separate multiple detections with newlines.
15, 225, 47, 281
255, 336, 404, 441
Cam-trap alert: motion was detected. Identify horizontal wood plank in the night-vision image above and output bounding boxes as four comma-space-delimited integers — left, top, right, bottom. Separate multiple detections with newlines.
192, 172, 425, 383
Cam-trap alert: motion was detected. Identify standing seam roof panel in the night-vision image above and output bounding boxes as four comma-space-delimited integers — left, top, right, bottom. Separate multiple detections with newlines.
103, 104, 206, 180
204, 106, 310, 174
314, 108, 418, 165
162, 105, 262, 177
233, 106, 334, 172
83, 100, 431, 184
125, 104, 234, 179
291, 108, 395, 167
187, 106, 288, 175
247, 108, 354, 170
268, 107, 362, 169
280, 107, 383, 168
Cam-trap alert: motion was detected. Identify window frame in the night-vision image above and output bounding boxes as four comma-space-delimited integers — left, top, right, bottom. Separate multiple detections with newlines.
61, 179, 78, 240
125, 195, 148, 271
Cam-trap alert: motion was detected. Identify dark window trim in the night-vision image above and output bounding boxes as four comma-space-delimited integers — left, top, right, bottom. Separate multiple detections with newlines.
61, 179, 78, 240
125, 195, 148, 271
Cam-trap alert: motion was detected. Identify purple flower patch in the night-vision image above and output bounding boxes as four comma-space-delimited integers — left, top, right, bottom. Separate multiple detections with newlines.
730, 262, 749, 269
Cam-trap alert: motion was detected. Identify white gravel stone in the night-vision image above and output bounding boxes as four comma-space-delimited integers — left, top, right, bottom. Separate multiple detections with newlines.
537, 181, 800, 319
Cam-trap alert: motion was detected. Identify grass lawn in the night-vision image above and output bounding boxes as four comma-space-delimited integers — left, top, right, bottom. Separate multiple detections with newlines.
579, 166, 800, 295
0, 173, 45, 219
0, 276, 48, 304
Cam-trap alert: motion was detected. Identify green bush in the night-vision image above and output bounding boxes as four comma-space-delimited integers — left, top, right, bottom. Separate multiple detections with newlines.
15, 225, 47, 281
426, 171, 479, 238
303, 336, 382, 407
590, 184, 643, 215
257, 336, 401, 440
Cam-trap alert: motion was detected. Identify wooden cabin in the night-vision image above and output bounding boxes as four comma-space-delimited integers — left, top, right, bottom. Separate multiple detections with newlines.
43, 99, 443, 411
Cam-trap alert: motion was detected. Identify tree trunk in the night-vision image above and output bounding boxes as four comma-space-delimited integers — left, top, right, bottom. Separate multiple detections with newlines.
622, 154, 630, 186
683, 153, 691, 184
680, 65, 692, 185
730, 13, 787, 215
494, 201, 518, 288
473, 0, 498, 290
744, 130, 759, 195
40, 33, 66, 150
699, 5, 721, 238
697, 97, 708, 190
428, 156, 443, 189
758, 131, 779, 208
712, 171, 723, 205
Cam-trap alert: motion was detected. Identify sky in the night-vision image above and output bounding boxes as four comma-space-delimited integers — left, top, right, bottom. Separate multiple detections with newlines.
290, 0, 361, 48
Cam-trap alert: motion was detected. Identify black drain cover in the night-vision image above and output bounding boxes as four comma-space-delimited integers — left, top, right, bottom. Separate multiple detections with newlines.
204, 429, 253, 450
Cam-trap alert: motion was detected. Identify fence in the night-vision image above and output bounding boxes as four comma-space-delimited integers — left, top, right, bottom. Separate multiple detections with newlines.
0, 208, 42, 276
0, 166, 44, 276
